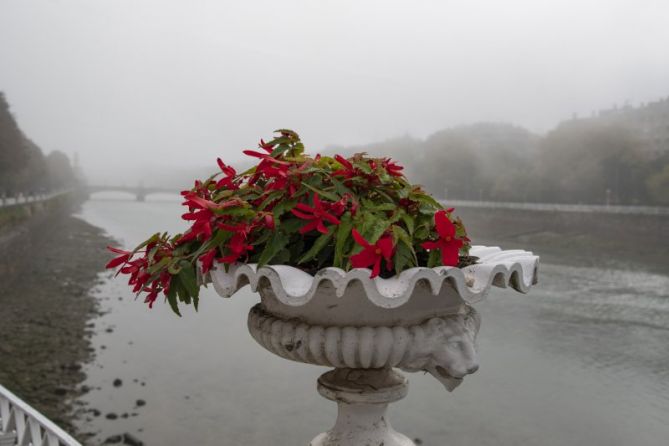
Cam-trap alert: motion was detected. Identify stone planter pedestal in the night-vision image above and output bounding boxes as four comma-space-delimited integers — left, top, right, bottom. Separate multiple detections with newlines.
209, 245, 539, 446
311, 368, 411, 446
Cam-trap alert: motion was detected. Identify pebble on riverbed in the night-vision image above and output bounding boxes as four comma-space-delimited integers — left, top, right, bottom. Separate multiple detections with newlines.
123, 433, 144, 446
103, 433, 144, 445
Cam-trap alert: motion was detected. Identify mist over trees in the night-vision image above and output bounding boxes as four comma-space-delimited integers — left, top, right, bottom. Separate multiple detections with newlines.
333, 121, 668, 206
2, 88, 668, 206
0, 92, 76, 195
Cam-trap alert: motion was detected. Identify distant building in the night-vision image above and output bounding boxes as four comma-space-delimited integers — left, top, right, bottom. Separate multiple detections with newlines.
580, 97, 669, 155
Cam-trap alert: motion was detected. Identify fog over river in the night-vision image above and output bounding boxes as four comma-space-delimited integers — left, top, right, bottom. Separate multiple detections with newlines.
75, 195, 669, 446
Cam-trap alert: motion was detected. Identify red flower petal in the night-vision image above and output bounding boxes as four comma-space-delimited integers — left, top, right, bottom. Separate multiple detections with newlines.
421, 240, 440, 251
376, 236, 395, 263
291, 209, 314, 220
371, 258, 381, 278
351, 229, 371, 249
439, 239, 463, 266
434, 210, 456, 239
107, 246, 130, 255
199, 248, 217, 274
350, 247, 378, 268
105, 254, 129, 269
335, 155, 353, 170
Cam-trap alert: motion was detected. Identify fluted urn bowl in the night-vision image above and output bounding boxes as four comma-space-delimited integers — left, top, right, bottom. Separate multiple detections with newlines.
207, 245, 539, 446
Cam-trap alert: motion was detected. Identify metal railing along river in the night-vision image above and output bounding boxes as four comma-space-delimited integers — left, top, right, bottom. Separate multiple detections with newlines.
0, 190, 71, 209
0, 384, 81, 446
441, 199, 669, 216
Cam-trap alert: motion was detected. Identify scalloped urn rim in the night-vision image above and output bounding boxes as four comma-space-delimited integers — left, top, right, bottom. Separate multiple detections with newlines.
208, 245, 539, 306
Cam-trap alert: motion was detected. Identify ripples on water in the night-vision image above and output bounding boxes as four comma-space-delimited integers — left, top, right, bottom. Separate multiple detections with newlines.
75, 197, 669, 446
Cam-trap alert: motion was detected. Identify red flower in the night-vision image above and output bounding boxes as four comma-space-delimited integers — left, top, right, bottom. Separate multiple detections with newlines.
421, 210, 463, 266
106, 246, 131, 269
182, 193, 242, 212
178, 194, 247, 244
258, 138, 275, 153
333, 155, 357, 178
219, 233, 253, 264
350, 229, 395, 278
216, 158, 238, 190
291, 193, 341, 234
382, 158, 404, 177
178, 207, 214, 243
199, 248, 218, 274
217, 222, 254, 264
328, 194, 351, 217
111, 240, 176, 303
181, 179, 213, 200
244, 148, 291, 186
262, 213, 275, 230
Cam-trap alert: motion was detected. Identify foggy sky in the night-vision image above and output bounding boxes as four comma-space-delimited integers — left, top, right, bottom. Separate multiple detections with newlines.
1, 0, 668, 185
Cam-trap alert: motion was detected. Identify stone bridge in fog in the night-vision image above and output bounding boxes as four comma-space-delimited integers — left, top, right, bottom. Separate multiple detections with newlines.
86, 184, 180, 202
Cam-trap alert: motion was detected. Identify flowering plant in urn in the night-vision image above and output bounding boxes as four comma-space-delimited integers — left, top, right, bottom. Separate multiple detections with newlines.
107, 129, 539, 446
106, 129, 475, 314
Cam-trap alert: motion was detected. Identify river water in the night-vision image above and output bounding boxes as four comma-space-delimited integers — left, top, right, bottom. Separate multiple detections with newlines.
75, 195, 669, 446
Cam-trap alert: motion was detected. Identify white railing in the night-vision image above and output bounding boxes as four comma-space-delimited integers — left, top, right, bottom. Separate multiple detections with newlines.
441, 199, 669, 216
0, 190, 71, 209
0, 384, 81, 446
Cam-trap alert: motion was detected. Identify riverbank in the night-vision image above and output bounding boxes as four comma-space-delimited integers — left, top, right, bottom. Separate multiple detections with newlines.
0, 199, 114, 436
454, 206, 669, 275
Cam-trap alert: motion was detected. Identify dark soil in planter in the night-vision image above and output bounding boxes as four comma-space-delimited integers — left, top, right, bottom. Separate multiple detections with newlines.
295, 255, 479, 278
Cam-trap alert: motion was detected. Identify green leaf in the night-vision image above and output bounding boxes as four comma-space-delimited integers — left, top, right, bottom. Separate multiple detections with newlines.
214, 207, 253, 218
272, 199, 297, 218
428, 249, 441, 268
400, 212, 415, 235
356, 160, 372, 174
361, 198, 395, 211
178, 262, 200, 299
334, 212, 353, 267
167, 259, 183, 274
374, 188, 395, 203
414, 193, 443, 209
258, 190, 284, 210
175, 281, 190, 304
359, 211, 390, 244
331, 177, 353, 197
298, 227, 334, 264
258, 231, 290, 266
393, 241, 415, 274
273, 248, 291, 264
392, 225, 418, 265
279, 217, 305, 234
167, 277, 182, 317
251, 230, 272, 246
130, 233, 160, 256
269, 144, 291, 158
147, 256, 170, 274
301, 182, 339, 202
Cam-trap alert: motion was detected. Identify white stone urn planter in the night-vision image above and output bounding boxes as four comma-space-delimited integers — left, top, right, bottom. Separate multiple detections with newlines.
208, 245, 539, 446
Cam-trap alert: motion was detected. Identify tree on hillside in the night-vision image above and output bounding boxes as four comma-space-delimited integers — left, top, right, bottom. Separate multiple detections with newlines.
13, 139, 49, 193
646, 160, 669, 205
0, 92, 31, 192
46, 150, 76, 189
445, 123, 540, 201
536, 120, 651, 204
421, 131, 480, 199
